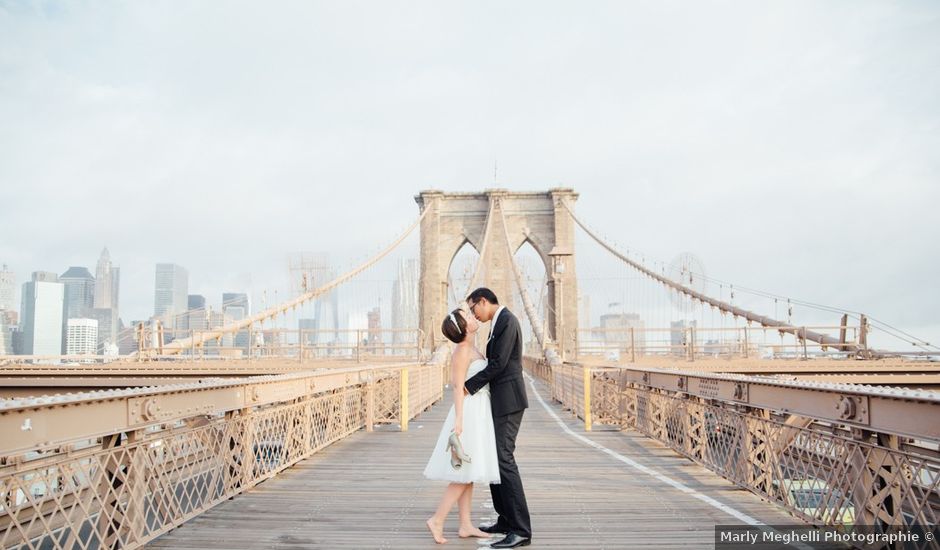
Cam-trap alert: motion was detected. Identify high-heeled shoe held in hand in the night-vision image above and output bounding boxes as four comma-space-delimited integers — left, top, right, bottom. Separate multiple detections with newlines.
447, 431, 472, 470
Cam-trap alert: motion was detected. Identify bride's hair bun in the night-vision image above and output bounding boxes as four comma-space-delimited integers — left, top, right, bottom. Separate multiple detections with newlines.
441, 309, 467, 344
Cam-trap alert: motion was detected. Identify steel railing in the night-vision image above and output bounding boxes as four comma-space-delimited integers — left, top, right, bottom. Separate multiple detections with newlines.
0, 351, 447, 550
572, 325, 939, 362
524, 356, 940, 547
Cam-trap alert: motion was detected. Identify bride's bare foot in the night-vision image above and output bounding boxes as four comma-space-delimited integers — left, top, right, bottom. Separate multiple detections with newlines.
426, 518, 448, 544
458, 525, 491, 538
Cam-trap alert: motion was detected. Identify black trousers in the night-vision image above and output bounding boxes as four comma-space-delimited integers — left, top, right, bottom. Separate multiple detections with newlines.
489, 409, 531, 538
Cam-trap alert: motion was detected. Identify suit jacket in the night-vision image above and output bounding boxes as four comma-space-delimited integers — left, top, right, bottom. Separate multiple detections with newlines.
464, 308, 529, 417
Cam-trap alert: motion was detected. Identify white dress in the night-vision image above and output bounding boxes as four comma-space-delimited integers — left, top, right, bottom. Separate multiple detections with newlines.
423, 358, 501, 484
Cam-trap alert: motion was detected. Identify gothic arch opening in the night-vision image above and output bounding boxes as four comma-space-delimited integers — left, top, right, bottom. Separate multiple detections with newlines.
513, 239, 547, 350
416, 189, 578, 357
447, 240, 480, 311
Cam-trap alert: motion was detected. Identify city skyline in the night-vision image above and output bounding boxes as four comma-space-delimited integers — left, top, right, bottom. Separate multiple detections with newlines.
0, 6, 935, 548
2, 3, 938, 349
1, 228, 938, 355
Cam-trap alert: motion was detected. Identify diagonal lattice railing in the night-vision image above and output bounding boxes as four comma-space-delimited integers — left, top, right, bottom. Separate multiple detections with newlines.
525, 356, 940, 548
0, 349, 447, 550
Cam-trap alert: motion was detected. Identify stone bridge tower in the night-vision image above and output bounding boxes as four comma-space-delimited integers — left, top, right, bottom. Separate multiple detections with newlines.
415, 188, 579, 358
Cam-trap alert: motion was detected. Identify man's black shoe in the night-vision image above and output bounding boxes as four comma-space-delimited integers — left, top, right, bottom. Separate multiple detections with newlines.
479, 523, 507, 535
489, 533, 531, 548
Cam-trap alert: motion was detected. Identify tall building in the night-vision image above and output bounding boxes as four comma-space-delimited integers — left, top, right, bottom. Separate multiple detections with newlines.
188, 294, 206, 311
0, 299, 15, 355
117, 324, 138, 355
88, 308, 115, 353
188, 307, 209, 333
176, 294, 207, 334
60, 267, 96, 319
20, 272, 65, 356
222, 292, 249, 313
225, 306, 247, 348
154, 263, 188, 326
0, 315, 12, 355
597, 313, 646, 354
93, 249, 120, 347
0, 263, 18, 354
205, 309, 233, 351
10, 327, 24, 355
1, 310, 17, 326
66, 318, 98, 355
222, 292, 249, 348
93, 249, 117, 309
0, 264, 15, 312
391, 258, 419, 345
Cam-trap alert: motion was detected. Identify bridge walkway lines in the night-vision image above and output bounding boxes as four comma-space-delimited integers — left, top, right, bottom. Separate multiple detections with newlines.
148, 374, 796, 549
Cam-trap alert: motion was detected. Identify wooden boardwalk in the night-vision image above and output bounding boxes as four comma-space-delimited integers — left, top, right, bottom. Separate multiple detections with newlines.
148, 374, 797, 549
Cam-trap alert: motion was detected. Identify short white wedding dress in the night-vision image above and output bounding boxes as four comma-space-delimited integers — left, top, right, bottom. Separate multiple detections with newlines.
423, 358, 501, 484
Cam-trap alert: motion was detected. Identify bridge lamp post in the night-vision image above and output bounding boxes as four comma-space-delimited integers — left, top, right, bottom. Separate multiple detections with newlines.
549, 247, 572, 360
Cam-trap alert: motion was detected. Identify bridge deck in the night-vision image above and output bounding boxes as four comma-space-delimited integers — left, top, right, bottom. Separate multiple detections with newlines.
148, 375, 796, 549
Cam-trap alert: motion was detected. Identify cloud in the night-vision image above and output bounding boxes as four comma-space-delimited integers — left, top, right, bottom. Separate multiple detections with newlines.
1, 0, 937, 348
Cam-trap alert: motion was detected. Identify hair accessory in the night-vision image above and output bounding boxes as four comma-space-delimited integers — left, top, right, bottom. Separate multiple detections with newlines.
448, 313, 461, 332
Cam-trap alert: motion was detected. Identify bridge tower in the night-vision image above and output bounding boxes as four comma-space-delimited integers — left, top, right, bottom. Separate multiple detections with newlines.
415, 188, 579, 358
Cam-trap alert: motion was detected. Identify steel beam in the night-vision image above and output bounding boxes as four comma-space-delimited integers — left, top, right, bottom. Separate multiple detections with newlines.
0, 363, 415, 457
617, 365, 940, 441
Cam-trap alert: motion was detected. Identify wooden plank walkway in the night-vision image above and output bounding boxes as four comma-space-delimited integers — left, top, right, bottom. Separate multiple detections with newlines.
148, 374, 797, 549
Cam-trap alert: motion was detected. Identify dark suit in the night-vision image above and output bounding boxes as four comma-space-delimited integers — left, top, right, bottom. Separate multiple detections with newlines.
464, 308, 532, 539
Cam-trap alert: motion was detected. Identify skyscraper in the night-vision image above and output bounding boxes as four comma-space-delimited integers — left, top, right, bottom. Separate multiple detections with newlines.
60, 267, 96, 319
93, 249, 120, 347
598, 312, 646, 355
222, 292, 249, 348
177, 294, 207, 333
66, 318, 98, 355
20, 272, 65, 356
222, 292, 249, 313
88, 308, 114, 353
0, 264, 15, 312
391, 258, 419, 345
94, 249, 115, 309
188, 294, 206, 311
203, 309, 233, 352
0, 314, 12, 355
154, 263, 188, 326
0, 264, 15, 355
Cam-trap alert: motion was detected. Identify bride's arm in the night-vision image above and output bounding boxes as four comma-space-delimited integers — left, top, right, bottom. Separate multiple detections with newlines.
450, 350, 470, 435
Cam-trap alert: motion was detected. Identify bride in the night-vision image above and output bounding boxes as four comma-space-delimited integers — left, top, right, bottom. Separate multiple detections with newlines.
423, 307, 500, 544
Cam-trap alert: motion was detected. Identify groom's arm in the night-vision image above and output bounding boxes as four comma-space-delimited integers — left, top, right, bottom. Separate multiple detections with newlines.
464, 315, 518, 396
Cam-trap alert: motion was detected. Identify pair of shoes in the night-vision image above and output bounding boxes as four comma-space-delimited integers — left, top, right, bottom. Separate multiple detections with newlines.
489, 533, 530, 548
446, 431, 471, 470
479, 523, 507, 535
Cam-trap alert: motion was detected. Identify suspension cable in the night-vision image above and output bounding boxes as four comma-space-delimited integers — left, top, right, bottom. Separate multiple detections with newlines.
463, 199, 496, 299
559, 200, 863, 355
156, 207, 430, 357
497, 199, 550, 350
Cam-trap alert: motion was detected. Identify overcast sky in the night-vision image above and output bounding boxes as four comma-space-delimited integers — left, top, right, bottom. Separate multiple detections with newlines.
1, 1, 938, 348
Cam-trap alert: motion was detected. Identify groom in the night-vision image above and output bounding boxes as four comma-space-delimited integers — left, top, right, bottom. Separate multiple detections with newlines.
464, 287, 532, 548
